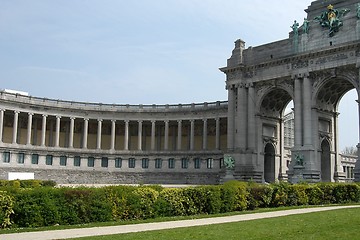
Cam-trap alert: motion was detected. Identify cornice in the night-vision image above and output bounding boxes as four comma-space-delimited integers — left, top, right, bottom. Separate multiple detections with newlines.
220, 40, 360, 74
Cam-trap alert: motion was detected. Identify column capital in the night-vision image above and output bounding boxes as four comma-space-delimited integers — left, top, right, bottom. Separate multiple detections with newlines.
84, 118, 89, 121
124, 119, 129, 123
14, 110, 20, 114
28, 112, 34, 116
70, 116, 76, 120
111, 119, 116, 123
97, 118, 103, 122
177, 119, 182, 123
0, 109, 5, 112
138, 120, 143, 123
151, 120, 156, 123
56, 115, 62, 119
42, 114, 48, 118
291, 72, 310, 79
164, 120, 169, 123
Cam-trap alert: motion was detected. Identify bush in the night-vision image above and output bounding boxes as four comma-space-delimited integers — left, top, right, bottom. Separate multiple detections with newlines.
0, 191, 14, 228
4, 182, 360, 229
247, 184, 274, 210
271, 182, 289, 207
157, 188, 186, 216
287, 184, 309, 206
306, 185, 324, 205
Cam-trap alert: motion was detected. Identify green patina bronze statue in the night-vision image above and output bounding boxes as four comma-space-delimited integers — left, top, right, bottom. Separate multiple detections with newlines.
314, 4, 350, 37
224, 155, 235, 170
294, 154, 304, 166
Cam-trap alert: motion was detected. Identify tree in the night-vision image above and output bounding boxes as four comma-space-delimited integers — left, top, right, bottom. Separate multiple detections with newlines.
342, 146, 358, 156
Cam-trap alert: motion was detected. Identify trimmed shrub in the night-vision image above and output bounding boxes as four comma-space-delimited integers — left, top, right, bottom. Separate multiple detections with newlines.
287, 184, 309, 206
157, 188, 186, 216
305, 185, 324, 205
0, 191, 14, 228
247, 184, 274, 210
271, 182, 290, 207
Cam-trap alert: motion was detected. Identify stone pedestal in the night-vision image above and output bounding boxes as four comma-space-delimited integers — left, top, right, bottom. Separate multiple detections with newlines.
354, 144, 360, 182
289, 165, 305, 184
220, 169, 235, 184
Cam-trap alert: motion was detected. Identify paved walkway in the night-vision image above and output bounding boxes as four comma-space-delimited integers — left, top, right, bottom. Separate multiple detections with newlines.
2, 205, 359, 240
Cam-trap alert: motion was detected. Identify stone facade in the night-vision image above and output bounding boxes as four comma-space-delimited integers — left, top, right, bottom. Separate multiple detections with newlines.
0, 0, 359, 184
220, 0, 360, 183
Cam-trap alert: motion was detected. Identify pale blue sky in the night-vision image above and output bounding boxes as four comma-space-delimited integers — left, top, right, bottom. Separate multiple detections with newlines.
0, 0, 358, 150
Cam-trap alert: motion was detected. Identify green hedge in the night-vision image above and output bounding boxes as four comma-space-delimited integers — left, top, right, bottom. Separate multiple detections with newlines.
1, 182, 360, 228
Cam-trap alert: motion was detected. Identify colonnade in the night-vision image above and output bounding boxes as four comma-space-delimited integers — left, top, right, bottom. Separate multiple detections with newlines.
0, 109, 225, 152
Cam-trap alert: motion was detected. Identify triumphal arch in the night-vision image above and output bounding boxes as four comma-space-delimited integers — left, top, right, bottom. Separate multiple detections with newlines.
220, 0, 360, 183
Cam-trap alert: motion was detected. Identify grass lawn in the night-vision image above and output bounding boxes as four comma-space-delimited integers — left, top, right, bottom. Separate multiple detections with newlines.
71, 207, 360, 240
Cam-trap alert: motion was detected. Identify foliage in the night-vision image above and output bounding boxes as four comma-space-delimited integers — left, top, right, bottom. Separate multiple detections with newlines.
3, 182, 360, 228
0, 191, 14, 228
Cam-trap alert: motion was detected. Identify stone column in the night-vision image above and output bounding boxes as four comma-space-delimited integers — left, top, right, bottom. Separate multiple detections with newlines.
96, 119, 102, 149
110, 120, 116, 151
69, 117, 75, 148
0, 109, 4, 143
164, 120, 169, 150
151, 120, 156, 150
356, 100, 360, 182
294, 77, 303, 147
190, 120, 195, 150
138, 120, 143, 150
12, 111, 20, 144
26, 112, 33, 145
247, 84, 256, 150
124, 120, 129, 150
177, 120, 182, 150
334, 112, 343, 181
215, 117, 220, 150
41, 114, 47, 146
202, 119, 207, 150
303, 74, 312, 146
227, 85, 235, 150
55, 115, 61, 147
237, 85, 247, 149
82, 118, 89, 149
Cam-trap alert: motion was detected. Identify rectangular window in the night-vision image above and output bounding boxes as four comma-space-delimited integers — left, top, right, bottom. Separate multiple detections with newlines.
181, 158, 189, 169
168, 158, 175, 169
88, 157, 95, 167
101, 157, 108, 168
128, 158, 136, 168
207, 158, 213, 169
31, 154, 39, 165
142, 158, 149, 169
219, 158, 224, 168
46, 155, 53, 165
18, 153, 25, 164
74, 156, 81, 167
115, 158, 122, 168
155, 158, 162, 169
194, 158, 201, 169
60, 156, 67, 166
3, 152, 10, 163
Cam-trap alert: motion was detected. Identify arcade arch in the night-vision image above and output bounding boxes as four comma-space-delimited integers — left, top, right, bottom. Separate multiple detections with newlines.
259, 87, 293, 182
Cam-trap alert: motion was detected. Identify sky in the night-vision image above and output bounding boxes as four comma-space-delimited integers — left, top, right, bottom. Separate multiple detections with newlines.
0, 0, 358, 150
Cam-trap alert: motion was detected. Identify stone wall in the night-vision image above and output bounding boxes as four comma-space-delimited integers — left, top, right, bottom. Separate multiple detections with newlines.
0, 167, 221, 185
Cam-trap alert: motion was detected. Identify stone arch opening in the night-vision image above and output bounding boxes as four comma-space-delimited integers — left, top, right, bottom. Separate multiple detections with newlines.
264, 142, 276, 183
316, 77, 355, 112
260, 88, 293, 118
321, 139, 331, 182
259, 87, 293, 182
315, 74, 358, 182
